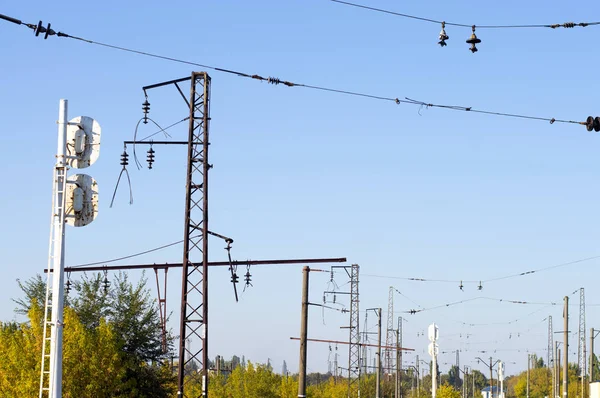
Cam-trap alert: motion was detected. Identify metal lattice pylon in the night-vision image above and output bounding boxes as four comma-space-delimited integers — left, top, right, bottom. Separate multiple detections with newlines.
385, 286, 394, 378
177, 72, 211, 398
348, 264, 360, 397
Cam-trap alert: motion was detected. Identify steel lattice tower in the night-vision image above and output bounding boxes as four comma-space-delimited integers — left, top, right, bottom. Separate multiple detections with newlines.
348, 264, 360, 397
385, 286, 395, 377
578, 288, 586, 377
177, 72, 211, 397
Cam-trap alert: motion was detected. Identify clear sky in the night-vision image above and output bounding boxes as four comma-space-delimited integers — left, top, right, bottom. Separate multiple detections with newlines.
2, 0, 600, 378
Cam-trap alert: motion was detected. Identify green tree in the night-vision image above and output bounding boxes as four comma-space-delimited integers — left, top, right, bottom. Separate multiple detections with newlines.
438, 382, 462, 398
447, 365, 463, 390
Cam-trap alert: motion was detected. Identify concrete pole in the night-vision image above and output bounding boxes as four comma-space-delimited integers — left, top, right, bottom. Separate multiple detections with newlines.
564, 296, 569, 398
376, 308, 382, 398
489, 357, 493, 398
396, 329, 400, 398
417, 356, 420, 396
591, 328, 595, 383
297, 266, 310, 398
558, 347, 562, 398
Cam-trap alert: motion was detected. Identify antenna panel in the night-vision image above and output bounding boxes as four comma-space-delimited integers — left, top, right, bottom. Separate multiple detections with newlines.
66, 116, 101, 169
65, 174, 98, 227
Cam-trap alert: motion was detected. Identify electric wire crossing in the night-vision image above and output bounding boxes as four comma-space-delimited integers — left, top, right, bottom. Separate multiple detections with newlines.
330, 0, 600, 52
1, 12, 599, 130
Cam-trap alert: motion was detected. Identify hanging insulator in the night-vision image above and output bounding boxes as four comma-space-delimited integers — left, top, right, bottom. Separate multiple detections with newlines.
585, 116, 600, 132
323, 294, 326, 304
120, 149, 129, 166
459, 281, 464, 291
65, 279, 72, 294
103, 271, 111, 293
438, 22, 449, 47
231, 272, 239, 284
142, 99, 150, 124
333, 293, 337, 304
466, 25, 481, 53
478, 281, 483, 290
244, 270, 252, 285
147, 147, 155, 169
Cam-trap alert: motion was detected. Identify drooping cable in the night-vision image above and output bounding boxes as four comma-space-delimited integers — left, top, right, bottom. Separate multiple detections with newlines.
1, 13, 592, 129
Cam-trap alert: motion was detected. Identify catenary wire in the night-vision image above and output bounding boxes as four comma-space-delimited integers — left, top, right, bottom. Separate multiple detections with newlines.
329, 0, 600, 29
362, 253, 600, 285
0, 13, 588, 128
69, 236, 198, 268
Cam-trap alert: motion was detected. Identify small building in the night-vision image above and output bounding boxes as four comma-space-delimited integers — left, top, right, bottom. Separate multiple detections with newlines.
481, 386, 501, 398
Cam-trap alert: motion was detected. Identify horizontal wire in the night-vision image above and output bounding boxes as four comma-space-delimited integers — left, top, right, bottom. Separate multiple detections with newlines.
1, 13, 588, 128
69, 236, 197, 268
330, 0, 600, 29
362, 253, 600, 285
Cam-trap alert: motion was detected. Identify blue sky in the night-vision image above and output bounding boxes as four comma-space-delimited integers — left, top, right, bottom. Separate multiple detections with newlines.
2, 0, 600, 378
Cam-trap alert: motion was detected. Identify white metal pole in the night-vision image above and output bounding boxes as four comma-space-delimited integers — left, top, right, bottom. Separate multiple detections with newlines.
432, 351, 437, 398
49, 99, 68, 398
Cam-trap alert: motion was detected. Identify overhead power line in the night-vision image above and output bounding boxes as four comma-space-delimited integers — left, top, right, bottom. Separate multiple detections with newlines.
402, 294, 597, 315
363, 253, 600, 285
329, 1, 599, 52
330, 0, 600, 30
1, 12, 596, 130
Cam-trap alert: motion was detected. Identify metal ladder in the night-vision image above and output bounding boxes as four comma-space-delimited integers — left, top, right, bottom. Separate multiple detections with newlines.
39, 165, 66, 398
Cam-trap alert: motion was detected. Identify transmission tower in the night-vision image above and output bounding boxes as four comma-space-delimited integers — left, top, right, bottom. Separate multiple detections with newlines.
385, 286, 395, 378
361, 311, 369, 375
348, 264, 360, 397
578, 288, 586, 378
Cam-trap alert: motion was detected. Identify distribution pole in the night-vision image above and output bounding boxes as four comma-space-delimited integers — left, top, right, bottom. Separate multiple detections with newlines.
298, 266, 310, 398
490, 357, 494, 396
416, 355, 420, 395
397, 316, 403, 398
557, 344, 561, 398
579, 288, 587, 398
375, 308, 382, 398
591, 328, 595, 383
564, 296, 569, 398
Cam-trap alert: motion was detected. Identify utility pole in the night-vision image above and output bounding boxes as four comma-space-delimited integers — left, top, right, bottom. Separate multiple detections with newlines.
368, 308, 382, 398
416, 355, 420, 396
476, 356, 500, 398
397, 317, 403, 398
429, 323, 439, 398
550, 316, 555, 398
564, 296, 569, 398
591, 328, 595, 383
557, 343, 561, 398
298, 266, 310, 398
579, 288, 586, 398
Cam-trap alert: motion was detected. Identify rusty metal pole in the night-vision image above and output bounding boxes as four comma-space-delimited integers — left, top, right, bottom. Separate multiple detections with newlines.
298, 266, 310, 398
